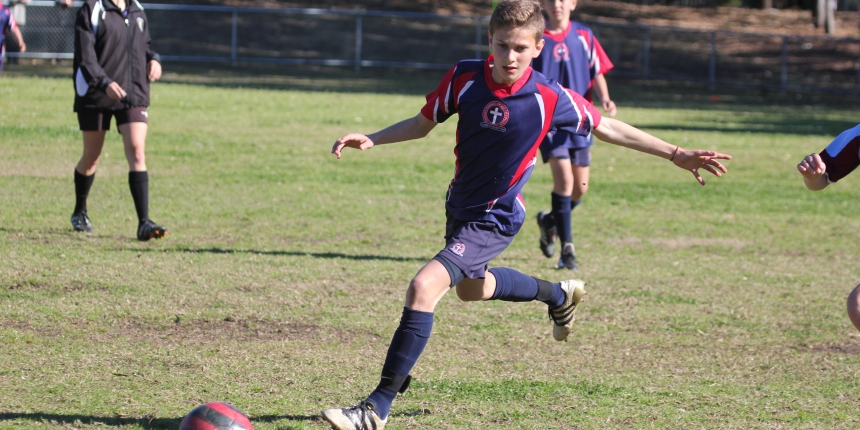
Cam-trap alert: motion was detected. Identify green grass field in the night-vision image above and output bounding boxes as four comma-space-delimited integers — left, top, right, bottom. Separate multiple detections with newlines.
2, 65, 860, 429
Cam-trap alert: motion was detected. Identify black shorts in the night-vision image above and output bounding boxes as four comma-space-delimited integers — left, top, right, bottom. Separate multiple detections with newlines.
77, 107, 148, 132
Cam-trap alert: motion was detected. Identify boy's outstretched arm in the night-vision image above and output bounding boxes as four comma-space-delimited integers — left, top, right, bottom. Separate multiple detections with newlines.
592, 117, 731, 186
796, 153, 829, 191
332, 113, 436, 159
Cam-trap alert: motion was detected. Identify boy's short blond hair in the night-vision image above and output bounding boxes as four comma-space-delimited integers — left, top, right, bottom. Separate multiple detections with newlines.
489, 0, 545, 42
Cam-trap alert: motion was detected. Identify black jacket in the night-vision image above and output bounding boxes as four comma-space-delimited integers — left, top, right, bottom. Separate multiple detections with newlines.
73, 0, 160, 111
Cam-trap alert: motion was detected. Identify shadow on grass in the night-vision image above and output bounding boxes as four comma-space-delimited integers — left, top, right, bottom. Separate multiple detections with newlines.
0, 411, 421, 428
133, 246, 428, 263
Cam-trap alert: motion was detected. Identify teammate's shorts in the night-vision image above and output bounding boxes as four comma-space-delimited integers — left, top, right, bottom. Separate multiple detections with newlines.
541, 145, 592, 166
77, 107, 148, 132
434, 216, 515, 279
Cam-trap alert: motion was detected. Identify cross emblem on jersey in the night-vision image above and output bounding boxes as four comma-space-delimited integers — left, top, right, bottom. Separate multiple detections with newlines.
481, 101, 509, 132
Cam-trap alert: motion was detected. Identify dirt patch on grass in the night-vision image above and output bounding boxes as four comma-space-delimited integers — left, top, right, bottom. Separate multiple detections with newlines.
0, 317, 380, 345
803, 340, 860, 354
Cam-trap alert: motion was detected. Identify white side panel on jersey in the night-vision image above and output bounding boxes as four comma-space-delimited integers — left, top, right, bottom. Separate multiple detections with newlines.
825, 123, 860, 157
91, 0, 103, 35
534, 93, 545, 126
456, 81, 473, 106
559, 85, 583, 132
75, 68, 89, 96
443, 65, 456, 114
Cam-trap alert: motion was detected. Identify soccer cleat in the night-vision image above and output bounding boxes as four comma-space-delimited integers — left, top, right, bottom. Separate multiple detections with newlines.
557, 242, 578, 271
549, 279, 587, 341
536, 211, 556, 258
137, 219, 167, 241
321, 401, 387, 430
71, 212, 93, 233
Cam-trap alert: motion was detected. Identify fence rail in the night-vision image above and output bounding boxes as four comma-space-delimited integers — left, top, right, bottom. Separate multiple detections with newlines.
7, 1, 860, 95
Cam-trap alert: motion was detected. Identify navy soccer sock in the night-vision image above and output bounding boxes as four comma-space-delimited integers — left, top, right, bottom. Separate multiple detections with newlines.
552, 192, 573, 243
366, 307, 433, 420
488, 267, 564, 308
73, 169, 95, 214
571, 199, 581, 212
128, 171, 149, 224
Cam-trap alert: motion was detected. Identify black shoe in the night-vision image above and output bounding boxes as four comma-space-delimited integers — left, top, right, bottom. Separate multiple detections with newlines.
137, 219, 167, 241
537, 211, 556, 258
557, 242, 578, 270
71, 212, 93, 233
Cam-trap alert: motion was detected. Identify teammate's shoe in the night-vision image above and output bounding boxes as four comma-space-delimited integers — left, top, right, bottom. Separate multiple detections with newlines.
71, 212, 93, 233
322, 401, 386, 430
549, 279, 587, 341
557, 242, 578, 271
537, 211, 556, 258
137, 219, 167, 241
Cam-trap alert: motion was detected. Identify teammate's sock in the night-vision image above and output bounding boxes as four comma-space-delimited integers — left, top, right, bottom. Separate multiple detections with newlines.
73, 169, 95, 214
487, 267, 564, 308
366, 307, 433, 420
552, 192, 573, 243
571, 199, 581, 211
128, 171, 149, 224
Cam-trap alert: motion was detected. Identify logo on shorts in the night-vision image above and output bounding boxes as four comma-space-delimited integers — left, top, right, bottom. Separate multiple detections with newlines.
141, 110, 148, 118
450, 242, 466, 257
553, 44, 569, 61
137, 17, 145, 32
481, 101, 509, 132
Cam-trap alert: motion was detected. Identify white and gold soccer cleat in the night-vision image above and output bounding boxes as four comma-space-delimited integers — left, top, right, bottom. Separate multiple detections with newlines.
550, 279, 587, 341
322, 401, 386, 430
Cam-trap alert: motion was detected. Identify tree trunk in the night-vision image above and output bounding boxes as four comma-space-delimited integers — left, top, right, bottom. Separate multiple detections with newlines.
815, 0, 826, 28
762, 0, 772, 9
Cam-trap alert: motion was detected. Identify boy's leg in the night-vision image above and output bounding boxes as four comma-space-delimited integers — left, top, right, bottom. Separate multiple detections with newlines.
322, 260, 451, 429
118, 113, 166, 241
72, 111, 110, 233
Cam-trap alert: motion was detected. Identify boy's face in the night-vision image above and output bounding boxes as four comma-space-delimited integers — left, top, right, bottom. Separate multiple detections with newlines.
540, 0, 576, 26
489, 25, 545, 85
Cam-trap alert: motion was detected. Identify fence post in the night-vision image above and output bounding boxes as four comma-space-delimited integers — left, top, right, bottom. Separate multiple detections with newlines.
780, 36, 787, 96
643, 28, 650, 84
231, 10, 238, 69
355, 15, 363, 73
709, 32, 716, 92
475, 17, 482, 59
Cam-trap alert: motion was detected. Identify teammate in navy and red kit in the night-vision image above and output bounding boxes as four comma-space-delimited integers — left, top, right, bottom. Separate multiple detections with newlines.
321, 2, 730, 429
797, 124, 860, 333
532, 0, 616, 270
0, 3, 26, 72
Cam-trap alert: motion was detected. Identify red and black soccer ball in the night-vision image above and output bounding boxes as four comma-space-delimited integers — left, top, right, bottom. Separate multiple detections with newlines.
179, 402, 253, 430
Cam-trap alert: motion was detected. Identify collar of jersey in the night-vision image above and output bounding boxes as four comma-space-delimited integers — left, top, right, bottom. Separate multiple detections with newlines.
484, 55, 533, 99
543, 21, 572, 43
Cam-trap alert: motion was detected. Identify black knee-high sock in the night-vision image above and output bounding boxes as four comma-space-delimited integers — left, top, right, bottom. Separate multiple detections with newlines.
73, 169, 95, 214
128, 171, 149, 224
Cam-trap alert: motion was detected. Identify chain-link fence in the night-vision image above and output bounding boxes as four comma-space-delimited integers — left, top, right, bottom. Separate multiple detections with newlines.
7, 1, 860, 95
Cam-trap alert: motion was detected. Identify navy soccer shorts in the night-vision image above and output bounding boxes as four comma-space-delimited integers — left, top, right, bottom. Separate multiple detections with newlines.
77, 107, 148, 132
435, 218, 515, 280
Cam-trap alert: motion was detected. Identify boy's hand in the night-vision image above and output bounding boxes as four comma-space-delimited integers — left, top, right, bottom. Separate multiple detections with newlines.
672, 148, 731, 186
105, 82, 127, 100
602, 99, 617, 117
796, 153, 826, 178
147, 60, 162, 82
332, 133, 374, 159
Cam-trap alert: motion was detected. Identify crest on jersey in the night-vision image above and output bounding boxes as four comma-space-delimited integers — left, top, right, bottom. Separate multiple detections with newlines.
137, 17, 145, 32
450, 242, 466, 257
481, 101, 509, 132
553, 43, 569, 61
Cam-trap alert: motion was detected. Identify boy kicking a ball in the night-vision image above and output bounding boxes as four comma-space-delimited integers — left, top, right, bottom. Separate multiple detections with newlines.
797, 124, 860, 332
323, 1, 731, 429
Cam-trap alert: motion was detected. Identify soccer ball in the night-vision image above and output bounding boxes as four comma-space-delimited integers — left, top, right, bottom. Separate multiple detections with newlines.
179, 402, 253, 430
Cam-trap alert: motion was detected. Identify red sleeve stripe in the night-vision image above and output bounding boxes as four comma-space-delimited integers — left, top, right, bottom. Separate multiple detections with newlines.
507, 84, 558, 188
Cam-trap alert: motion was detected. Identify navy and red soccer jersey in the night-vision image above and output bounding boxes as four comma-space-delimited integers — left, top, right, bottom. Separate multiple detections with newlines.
421, 57, 602, 234
0, 5, 18, 50
820, 124, 860, 183
533, 21, 613, 150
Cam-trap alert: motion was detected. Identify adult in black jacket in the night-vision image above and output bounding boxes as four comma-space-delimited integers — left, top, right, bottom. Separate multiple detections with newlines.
71, 0, 166, 241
